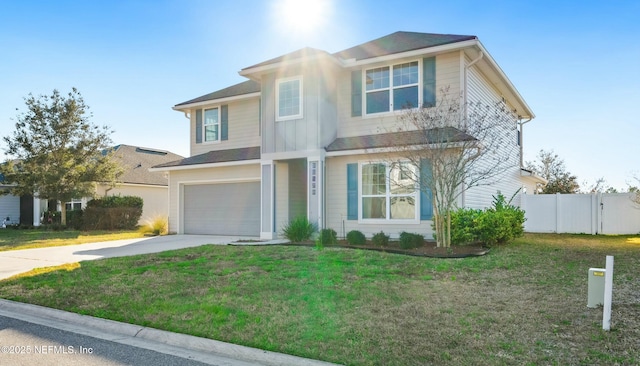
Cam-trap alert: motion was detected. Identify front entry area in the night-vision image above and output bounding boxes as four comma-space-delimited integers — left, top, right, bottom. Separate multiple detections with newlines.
183, 182, 260, 236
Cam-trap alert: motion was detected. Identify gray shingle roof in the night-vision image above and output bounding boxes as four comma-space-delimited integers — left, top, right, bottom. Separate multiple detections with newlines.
110, 145, 184, 185
152, 146, 261, 168
334, 31, 477, 61
175, 80, 260, 107
325, 128, 476, 152
241, 47, 331, 71
176, 32, 476, 109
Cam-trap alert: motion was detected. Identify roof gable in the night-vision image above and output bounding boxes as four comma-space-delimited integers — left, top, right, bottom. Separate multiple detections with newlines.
334, 31, 476, 61
241, 47, 331, 72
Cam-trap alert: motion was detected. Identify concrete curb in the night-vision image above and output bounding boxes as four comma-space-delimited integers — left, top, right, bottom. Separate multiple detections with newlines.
0, 299, 340, 366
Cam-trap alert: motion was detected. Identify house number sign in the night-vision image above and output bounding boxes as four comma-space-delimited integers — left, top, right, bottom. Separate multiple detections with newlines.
311, 162, 317, 196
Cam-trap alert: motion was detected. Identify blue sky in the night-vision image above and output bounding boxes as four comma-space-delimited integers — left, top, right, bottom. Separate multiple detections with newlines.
1, 0, 638, 190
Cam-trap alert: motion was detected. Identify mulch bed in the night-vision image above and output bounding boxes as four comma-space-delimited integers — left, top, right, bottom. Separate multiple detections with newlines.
281, 240, 489, 258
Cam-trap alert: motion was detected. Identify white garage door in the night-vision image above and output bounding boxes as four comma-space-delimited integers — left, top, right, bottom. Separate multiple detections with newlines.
183, 182, 260, 236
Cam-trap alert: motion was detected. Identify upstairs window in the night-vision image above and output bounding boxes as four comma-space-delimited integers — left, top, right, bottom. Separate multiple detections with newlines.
365, 61, 419, 114
276, 76, 303, 121
204, 107, 219, 142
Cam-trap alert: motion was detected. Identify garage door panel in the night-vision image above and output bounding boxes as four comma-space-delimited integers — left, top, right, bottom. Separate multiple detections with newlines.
183, 182, 260, 236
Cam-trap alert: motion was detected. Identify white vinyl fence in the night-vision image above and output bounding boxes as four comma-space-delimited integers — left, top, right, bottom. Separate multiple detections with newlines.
522, 193, 640, 235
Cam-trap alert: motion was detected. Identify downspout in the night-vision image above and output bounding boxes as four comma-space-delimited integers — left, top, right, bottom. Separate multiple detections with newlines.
518, 117, 533, 167
463, 50, 484, 113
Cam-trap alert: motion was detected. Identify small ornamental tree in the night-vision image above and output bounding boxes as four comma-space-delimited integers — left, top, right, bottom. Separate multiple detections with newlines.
382, 88, 520, 247
0, 88, 121, 225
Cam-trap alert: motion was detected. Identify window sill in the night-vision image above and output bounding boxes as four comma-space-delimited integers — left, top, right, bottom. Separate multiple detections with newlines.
357, 218, 420, 225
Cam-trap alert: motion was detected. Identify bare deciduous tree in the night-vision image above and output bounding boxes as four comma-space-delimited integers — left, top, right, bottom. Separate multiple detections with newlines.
379, 89, 519, 247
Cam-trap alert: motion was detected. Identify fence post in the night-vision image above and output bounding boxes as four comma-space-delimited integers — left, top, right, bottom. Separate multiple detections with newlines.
556, 193, 561, 233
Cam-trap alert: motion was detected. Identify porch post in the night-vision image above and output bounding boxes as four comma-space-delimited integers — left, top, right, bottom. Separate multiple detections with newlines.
33, 195, 41, 227
261, 161, 275, 239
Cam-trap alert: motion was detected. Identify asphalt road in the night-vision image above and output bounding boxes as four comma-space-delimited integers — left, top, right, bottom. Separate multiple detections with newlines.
0, 315, 257, 366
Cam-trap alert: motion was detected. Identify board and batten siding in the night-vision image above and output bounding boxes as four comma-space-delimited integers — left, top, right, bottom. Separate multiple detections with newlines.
190, 98, 261, 157
167, 164, 261, 234
336, 51, 462, 139
325, 154, 436, 239
463, 63, 522, 209
262, 60, 340, 154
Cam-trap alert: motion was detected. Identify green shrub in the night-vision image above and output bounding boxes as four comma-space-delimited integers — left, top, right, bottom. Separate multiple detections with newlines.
43, 211, 61, 225
450, 208, 482, 245
449, 192, 525, 246
319, 228, 338, 246
399, 232, 424, 249
346, 230, 366, 245
371, 231, 389, 246
282, 216, 316, 242
65, 210, 84, 230
83, 195, 143, 230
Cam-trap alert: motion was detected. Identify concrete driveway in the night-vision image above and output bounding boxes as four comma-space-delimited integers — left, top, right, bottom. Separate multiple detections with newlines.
0, 235, 257, 280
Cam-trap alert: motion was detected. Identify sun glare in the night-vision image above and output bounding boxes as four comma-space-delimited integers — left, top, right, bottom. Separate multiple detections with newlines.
276, 0, 331, 33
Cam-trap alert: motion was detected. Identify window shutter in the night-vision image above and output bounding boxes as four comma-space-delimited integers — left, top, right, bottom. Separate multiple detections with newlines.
195, 109, 202, 144
221, 105, 229, 141
420, 159, 434, 220
351, 70, 362, 117
422, 57, 436, 108
347, 163, 358, 220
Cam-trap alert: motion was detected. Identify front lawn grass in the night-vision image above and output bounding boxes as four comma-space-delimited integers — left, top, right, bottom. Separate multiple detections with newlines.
0, 229, 144, 251
0, 233, 639, 365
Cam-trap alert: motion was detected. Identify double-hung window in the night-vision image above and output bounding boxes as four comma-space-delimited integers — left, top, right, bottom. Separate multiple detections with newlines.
360, 162, 418, 221
65, 198, 83, 211
365, 61, 419, 114
204, 107, 219, 142
276, 76, 303, 121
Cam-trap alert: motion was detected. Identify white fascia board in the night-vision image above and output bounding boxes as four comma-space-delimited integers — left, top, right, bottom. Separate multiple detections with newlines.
148, 159, 261, 172
325, 141, 472, 157
474, 41, 535, 119
113, 182, 168, 189
339, 39, 479, 68
261, 149, 326, 161
172, 92, 261, 112
520, 169, 548, 184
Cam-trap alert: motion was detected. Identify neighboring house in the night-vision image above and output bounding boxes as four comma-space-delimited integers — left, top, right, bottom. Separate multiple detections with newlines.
0, 174, 20, 226
20, 144, 182, 226
95, 144, 184, 223
151, 31, 538, 239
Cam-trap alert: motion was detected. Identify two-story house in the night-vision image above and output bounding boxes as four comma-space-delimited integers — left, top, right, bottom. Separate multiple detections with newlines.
152, 31, 537, 239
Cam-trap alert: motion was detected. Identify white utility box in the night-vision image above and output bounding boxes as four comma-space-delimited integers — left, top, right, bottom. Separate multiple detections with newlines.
588, 268, 606, 308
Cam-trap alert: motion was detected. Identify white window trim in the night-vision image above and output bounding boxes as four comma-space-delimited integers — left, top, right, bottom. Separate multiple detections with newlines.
357, 161, 420, 224
203, 107, 220, 143
363, 59, 422, 117
65, 198, 85, 211
276, 76, 303, 121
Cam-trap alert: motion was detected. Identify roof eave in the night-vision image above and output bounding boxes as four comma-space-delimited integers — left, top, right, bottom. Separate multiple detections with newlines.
149, 159, 261, 172
475, 41, 535, 120
338, 39, 479, 68
173, 91, 261, 112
